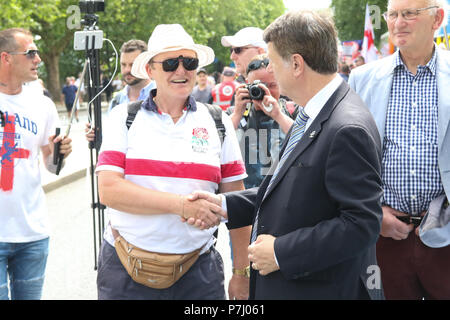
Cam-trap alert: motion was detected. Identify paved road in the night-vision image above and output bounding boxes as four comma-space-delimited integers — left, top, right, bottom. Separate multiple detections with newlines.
42, 176, 233, 300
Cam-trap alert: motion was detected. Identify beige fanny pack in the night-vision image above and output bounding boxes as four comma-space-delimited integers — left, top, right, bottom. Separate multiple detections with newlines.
113, 229, 202, 289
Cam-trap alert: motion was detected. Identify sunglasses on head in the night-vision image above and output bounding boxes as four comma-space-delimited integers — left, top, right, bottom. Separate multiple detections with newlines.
247, 58, 270, 74
230, 46, 257, 55
152, 55, 199, 72
8, 49, 40, 59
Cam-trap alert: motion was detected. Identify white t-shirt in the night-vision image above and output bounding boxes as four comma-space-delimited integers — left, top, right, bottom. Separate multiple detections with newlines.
0, 86, 59, 242
96, 101, 247, 254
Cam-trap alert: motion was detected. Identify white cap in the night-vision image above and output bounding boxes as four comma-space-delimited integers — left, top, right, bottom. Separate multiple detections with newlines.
221, 27, 267, 50
131, 24, 215, 79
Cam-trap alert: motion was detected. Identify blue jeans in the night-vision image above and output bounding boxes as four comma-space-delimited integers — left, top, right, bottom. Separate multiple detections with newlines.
0, 238, 49, 300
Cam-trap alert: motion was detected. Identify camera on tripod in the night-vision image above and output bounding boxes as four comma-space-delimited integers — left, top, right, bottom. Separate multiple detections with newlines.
74, 0, 105, 51
246, 80, 265, 101
79, 0, 105, 14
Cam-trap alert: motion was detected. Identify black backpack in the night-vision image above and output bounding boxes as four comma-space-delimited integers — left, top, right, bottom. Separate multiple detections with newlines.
125, 100, 226, 145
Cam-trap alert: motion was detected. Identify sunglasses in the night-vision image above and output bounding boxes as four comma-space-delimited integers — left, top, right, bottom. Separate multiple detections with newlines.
7, 49, 40, 59
247, 58, 270, 74
230, 46, 258, 55
152, 55, 199, 72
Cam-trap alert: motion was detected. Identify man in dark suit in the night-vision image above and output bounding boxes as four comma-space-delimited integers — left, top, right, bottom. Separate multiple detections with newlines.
189, 10, 384, 300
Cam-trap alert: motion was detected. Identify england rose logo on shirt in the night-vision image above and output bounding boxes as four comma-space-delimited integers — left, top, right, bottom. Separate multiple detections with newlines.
192, 128, 209, 153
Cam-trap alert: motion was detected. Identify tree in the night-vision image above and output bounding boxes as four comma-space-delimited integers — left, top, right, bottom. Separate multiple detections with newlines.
331, 0, 388, 45
1, 0, 285, 100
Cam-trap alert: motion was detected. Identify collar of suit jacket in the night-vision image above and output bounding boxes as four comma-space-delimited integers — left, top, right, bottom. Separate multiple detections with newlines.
303, 74, 343, 132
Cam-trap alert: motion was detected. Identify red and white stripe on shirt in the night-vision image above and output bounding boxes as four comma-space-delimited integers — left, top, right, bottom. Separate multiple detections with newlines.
95, 102, 246, 253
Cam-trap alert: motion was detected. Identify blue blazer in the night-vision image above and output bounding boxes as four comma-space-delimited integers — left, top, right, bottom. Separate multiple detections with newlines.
226, 82, 384, 299
349, 48, 450, 200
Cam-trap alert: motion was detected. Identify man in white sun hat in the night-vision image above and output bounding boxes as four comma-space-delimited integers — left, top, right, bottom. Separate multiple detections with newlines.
222, 27, 267, 81
95, 24, 250, 300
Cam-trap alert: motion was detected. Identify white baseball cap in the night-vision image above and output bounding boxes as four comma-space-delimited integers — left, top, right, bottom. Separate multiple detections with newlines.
131, 24, 215, 79
221, 27, 267, 50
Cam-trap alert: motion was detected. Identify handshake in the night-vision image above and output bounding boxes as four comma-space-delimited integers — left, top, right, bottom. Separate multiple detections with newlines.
179, 191, 226, 230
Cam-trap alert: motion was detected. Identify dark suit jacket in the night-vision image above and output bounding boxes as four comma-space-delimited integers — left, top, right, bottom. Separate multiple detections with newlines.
226, 81, 384, 300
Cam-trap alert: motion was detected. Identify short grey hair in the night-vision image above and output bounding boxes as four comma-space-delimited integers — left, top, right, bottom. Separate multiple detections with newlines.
0, 28, 32, 53
263, 10, 338, 74
388, 0, 445, 10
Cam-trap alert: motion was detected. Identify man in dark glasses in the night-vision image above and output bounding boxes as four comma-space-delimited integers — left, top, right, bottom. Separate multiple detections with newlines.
96, 24, 250, 300
221, 27, 267, 83
226, 54, 297, 189
0, 28, 72, 300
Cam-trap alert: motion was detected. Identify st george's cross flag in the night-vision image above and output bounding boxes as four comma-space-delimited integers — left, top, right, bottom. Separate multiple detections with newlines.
361, 3, 379, 63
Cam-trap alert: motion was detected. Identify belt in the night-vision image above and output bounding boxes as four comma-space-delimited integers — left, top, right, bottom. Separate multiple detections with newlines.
396, 215, 423, 227
111, 228, 211, 255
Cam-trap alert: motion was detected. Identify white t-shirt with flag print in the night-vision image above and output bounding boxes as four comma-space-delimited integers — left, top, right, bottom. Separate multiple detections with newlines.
96, 102, 247, 254
0, 85, 59, 242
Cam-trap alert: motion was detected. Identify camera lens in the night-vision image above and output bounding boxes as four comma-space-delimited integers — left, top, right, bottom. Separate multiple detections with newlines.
249, 85, 264, 101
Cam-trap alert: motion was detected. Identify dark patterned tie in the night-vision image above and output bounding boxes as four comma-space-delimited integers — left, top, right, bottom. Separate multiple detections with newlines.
251, 107, 310, 243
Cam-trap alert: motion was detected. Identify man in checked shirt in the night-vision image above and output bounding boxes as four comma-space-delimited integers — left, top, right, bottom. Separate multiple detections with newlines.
349, 0, 450, 299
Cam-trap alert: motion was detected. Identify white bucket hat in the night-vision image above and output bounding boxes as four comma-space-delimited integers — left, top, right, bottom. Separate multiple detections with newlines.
221, 27, 267, 50
131, 24, 215, 79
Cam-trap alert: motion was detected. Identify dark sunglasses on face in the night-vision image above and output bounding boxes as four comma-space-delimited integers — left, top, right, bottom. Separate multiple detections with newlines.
229, 46, 257, 55
246, 58, 270, 74
7, 49, 40, 59
152, 55, 199, 72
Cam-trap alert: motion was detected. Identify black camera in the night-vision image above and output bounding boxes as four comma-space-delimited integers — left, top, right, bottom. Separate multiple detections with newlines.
79, 0, 105, 14
246, 80, 265, 101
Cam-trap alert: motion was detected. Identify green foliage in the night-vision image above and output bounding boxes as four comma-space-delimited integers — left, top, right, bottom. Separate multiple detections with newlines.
331, 0, 388, 45
0, 0, 285, 98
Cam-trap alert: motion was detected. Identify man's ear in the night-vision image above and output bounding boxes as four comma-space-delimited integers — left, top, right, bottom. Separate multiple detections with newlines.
145, 62, 153, 79
291, 54, 304, 77
0, 52, 11, 66
432, 8, 445, 31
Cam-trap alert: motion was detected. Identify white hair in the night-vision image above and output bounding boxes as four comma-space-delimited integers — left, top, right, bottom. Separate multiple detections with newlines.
388, 0, 445, 8
426, 0, 445, 8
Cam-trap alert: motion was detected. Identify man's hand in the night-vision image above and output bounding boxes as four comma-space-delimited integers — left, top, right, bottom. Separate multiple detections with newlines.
380, 206, 415, 240
180, 194, 225, 229
248, 234, 279, 276
48, 134, 72, 159
234, 84, 251, 115
228, 274, 249, 300
85, 123, 95, 142
252, 83, 280, 118
183, 191, 226, 230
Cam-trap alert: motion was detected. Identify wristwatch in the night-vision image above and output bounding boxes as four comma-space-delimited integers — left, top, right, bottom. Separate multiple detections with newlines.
232, 266, 250, 278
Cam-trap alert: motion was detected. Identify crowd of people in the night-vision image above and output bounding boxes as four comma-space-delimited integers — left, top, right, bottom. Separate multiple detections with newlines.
0, 0, 449, 301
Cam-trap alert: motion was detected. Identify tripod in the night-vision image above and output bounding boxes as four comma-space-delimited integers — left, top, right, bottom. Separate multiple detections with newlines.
75, 10, 106, 270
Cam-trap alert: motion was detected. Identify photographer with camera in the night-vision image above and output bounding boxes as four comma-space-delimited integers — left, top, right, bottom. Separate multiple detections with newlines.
227, 54, 298, 189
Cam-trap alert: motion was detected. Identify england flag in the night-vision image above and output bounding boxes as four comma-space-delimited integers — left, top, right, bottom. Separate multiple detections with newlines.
361, 4, 379, 63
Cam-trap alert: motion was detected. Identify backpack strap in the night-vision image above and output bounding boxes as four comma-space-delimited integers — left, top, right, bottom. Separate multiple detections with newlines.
203, 103, 226, 146
126, 100, 144, 130
125, 101, 226, 147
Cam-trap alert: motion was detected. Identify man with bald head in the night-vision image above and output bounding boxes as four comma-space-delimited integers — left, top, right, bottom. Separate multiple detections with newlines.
349, 0, 450, 299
